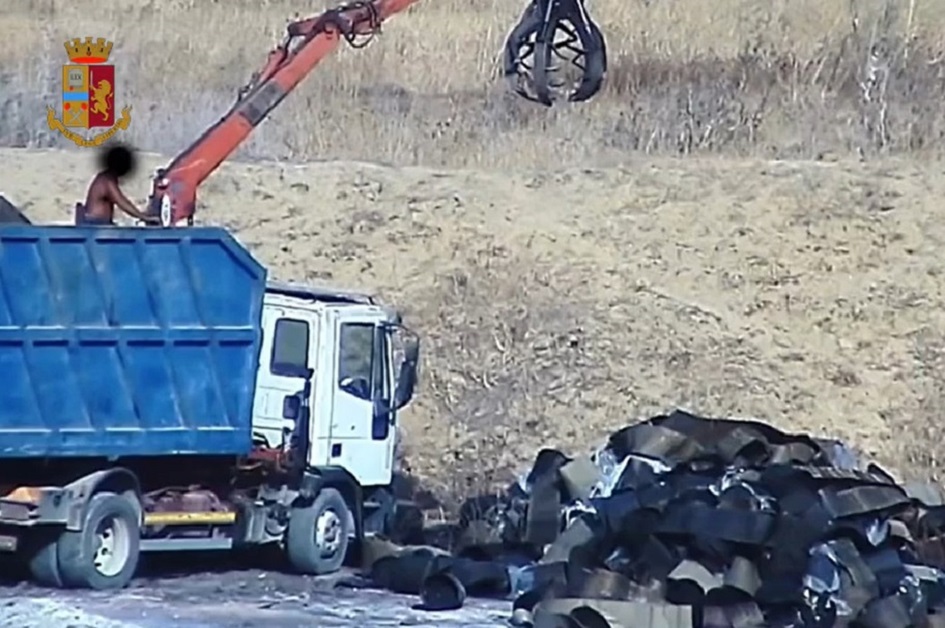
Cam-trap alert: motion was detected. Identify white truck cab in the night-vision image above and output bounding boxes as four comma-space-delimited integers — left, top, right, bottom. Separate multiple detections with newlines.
251, 281, 419, 490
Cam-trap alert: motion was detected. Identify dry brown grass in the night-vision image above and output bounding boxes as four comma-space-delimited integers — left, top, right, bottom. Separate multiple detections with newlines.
2, 0, 945, 167
7, 150, 945, 510
4, 1, 945, 508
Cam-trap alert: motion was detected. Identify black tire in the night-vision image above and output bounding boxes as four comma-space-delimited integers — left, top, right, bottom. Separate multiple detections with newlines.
24, 529, 64, 588
285, 487, 351, 575
57, 493, 141, 590
363, 487, 394, 536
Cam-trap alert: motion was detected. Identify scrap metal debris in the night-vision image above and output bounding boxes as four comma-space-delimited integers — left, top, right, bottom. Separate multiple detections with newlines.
357, 410, 945, 627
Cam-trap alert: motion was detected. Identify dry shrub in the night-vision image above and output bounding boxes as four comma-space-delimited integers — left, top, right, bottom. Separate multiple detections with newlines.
395, 235, 795, 507
1, 0, 944, 166
602, 34, 945, 158
400, 241, 607, 507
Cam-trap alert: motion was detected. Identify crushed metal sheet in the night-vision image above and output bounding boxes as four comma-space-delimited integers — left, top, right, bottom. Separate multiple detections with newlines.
361, 409, 945, 627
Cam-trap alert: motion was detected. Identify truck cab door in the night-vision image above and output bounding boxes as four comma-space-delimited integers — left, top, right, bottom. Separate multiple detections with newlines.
324, 309, 395, 488
251, 305, 319, 450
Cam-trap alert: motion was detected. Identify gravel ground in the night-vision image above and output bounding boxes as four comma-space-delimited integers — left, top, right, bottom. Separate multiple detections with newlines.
0, 588, 509, 628
0, 557, 510, 628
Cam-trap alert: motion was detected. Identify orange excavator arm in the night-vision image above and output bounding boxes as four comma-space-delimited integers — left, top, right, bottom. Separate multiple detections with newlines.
146, 0, 418, 227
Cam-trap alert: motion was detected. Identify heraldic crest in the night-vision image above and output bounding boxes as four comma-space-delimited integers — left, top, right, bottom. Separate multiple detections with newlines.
47, 37, 132, 148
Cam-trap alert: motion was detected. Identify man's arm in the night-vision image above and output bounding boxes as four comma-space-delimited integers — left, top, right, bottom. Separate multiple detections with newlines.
105, 179, 157, 223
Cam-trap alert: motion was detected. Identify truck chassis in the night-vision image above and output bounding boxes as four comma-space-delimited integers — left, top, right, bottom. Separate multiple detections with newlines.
0, 454, 398, 588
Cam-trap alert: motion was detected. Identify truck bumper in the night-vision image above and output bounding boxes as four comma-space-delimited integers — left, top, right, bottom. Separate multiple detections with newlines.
0, 498, 34, 524
0, 488, 71, 527
0, 489, 76, 553
0, 499, 37, 553
0, 531, 16, 551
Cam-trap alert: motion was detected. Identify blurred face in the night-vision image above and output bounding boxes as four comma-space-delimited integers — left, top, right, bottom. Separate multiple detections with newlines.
101, 145, 136, 179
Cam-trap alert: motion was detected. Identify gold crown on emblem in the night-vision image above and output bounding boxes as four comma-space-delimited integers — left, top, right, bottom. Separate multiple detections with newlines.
64, 37, 113, 64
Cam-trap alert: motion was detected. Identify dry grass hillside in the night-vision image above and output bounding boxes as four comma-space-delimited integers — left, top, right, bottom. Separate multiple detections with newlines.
3, 1, 945, 506
2, 0, 945, 166
5, 149, 945, 506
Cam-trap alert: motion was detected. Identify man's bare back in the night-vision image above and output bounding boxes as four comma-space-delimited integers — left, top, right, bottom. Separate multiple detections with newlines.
78, 144, 159, 226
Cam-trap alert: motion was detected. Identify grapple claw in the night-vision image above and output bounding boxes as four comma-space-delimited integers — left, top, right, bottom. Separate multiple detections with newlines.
503, 0, 607, 106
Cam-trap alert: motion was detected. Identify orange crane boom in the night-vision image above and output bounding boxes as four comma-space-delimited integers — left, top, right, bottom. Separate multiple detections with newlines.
147, 0, 418, 227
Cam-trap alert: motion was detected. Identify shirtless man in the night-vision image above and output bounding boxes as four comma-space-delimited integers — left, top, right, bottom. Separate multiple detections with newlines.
77, 144, 159, 226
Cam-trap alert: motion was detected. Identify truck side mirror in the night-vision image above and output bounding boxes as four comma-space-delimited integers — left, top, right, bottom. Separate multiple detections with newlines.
394, 332, 420, 411
282, 395, 300, 420
281, 368, 314, 420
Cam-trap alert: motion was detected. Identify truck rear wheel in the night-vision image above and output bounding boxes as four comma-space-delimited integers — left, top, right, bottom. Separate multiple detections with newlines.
57, 493, 141, 590
286, 487, 351, 575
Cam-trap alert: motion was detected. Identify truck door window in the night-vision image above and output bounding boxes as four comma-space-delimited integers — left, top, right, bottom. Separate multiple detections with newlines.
338, 322, 374, 401
271, 318, 309, 377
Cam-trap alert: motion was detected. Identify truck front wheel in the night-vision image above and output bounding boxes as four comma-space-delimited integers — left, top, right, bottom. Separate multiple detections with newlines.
286, 487, 351, 575
57, 492, 141, 589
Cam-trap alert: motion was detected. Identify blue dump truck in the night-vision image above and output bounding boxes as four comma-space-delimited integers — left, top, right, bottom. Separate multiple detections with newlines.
0, 225, 419, 590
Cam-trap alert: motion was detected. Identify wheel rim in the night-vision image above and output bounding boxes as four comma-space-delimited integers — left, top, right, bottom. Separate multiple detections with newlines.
314, 509, 342, 558
93, 515, 131, 577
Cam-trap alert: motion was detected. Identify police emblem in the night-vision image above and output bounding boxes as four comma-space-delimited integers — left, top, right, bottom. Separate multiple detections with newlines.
47, 37, 132, 148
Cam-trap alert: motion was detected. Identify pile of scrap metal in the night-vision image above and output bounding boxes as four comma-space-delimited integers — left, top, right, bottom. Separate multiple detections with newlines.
354, 410, 945, 627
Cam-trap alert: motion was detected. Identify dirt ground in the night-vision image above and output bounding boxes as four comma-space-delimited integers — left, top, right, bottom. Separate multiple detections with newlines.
0, 557, 507, 627
3, 148, 945, 501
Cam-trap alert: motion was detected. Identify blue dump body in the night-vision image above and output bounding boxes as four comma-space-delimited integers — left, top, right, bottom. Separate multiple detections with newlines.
0, 226, 266, 458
